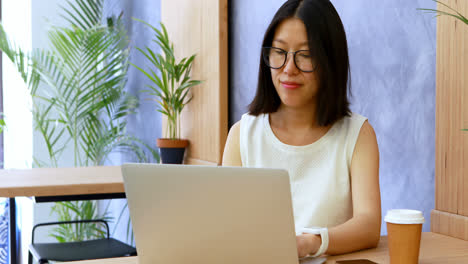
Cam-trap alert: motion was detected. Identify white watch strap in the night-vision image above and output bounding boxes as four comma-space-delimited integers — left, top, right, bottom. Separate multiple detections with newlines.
301, 227, 329, 257
311, 227, 329, 257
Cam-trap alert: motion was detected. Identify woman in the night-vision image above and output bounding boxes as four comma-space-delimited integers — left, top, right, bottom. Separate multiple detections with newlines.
222, 0, 381, 258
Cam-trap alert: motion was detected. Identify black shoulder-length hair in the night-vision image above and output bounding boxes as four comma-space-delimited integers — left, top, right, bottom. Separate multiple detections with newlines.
248, 0, 351, 126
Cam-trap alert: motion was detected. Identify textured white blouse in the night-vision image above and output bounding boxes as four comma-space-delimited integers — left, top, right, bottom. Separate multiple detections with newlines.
240, 112, 367, 229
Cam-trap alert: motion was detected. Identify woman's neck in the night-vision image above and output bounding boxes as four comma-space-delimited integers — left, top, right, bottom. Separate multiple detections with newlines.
271, 104, 319, 130
268, 104, 332, 146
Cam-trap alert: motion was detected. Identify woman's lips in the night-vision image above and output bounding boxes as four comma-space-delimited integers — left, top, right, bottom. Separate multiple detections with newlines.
281, 81, 301, 89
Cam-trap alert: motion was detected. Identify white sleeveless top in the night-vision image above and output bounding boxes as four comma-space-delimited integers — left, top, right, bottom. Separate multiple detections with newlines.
240, 112, 367, 229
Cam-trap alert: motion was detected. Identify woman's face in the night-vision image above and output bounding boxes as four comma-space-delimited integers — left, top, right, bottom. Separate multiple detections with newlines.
270, 18, 320, 110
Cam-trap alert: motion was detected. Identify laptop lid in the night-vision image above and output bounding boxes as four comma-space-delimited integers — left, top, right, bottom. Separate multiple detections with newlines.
122, 163, 299, 264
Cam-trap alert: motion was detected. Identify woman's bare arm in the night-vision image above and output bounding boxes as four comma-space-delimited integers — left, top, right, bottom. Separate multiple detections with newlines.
297, 120, 381, 257
327, 120, 381, 254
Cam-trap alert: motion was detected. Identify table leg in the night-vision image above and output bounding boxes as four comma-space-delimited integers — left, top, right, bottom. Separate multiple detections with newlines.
8, 198, 16, 264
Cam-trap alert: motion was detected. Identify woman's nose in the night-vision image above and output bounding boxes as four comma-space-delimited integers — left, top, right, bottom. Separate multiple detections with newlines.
283, 53, 299, 74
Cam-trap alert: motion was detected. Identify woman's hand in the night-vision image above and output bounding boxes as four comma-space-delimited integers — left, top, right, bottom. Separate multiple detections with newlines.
296, 233, 321, 258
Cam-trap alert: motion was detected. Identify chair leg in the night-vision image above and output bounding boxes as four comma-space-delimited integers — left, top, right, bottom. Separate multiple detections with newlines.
28, 252, 48, 264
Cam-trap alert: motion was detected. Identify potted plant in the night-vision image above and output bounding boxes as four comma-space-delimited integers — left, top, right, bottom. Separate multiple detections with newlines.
132, 19, 203, 164
0, 0, 158, 243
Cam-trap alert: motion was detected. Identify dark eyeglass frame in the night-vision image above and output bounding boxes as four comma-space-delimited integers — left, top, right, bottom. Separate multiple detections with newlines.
262, 47, 317, 73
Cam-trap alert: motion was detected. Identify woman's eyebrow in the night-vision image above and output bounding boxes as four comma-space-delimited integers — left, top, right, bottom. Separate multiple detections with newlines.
272, 39, 309, 46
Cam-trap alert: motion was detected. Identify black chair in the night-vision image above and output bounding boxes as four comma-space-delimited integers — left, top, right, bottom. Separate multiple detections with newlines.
28, 219, 137, 264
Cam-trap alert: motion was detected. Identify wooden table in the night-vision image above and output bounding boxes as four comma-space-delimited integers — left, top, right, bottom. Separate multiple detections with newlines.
327, 232, 468, 263
0, 166, 125, 264
63, 232, 468, 264
0, 166, 124, 198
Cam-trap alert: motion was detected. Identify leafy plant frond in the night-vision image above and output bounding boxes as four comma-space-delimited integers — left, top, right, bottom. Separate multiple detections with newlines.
418, 0, 468, 25
50, 201, 110, 242
60, 0, 103, 31
132, 19, 203, 139
0, 0, 158, 245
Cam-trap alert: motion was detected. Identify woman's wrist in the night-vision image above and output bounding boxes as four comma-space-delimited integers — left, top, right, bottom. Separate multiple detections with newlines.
311, 234, 322, 255
303, 233, 321, 255
298, 227, 329, 258
310, 228, 329, 257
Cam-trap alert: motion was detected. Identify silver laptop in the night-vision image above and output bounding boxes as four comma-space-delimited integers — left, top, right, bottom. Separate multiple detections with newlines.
121, 163, 299, 264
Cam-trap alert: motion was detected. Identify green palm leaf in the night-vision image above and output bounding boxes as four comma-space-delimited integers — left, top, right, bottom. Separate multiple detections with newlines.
60, 0, 103, 30
418, 0, 468, 25
132, 19, 203, 139
0, 0, 159, 244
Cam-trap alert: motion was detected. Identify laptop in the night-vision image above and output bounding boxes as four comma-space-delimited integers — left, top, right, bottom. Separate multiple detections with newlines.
122, 163, 322, 264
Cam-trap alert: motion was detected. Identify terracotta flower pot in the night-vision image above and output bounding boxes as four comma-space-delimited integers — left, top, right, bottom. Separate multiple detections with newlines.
156, 138, 189, 164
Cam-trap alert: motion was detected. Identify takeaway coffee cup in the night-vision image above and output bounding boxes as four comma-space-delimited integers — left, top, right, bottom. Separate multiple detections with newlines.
385, 209, 425, 264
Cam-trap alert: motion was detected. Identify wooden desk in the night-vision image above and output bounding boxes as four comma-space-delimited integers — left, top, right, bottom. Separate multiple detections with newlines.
0, 166, 125, 264
0, 166, 124, 197
327, 232, 468, 263
63, 232, 468, 264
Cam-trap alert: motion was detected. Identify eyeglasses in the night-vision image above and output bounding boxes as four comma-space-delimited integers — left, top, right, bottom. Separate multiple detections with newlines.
262, 47, 317, 72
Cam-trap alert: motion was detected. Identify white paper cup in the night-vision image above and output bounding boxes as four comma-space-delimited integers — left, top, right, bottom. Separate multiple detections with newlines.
385, 209, 425, 264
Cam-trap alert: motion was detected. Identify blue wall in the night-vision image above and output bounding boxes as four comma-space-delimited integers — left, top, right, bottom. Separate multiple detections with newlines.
104, 0, 162, 164
101, 0, 161, 245
229, 0, 436, 234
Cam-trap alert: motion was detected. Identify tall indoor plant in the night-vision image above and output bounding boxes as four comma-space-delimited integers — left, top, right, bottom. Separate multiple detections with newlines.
132, 19, 203, 164
0, 0, 158, 242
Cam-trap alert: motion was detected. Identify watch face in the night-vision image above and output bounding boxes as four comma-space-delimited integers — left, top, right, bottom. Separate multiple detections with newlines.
336, 260, 378, 264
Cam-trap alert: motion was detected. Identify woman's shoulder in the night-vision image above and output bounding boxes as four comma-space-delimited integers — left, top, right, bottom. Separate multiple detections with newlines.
337, 112, 368, 129
333, 112, 369, 141
239, 112, 266, 128
348, 112, 367, 123
223, 121, 242, 166
227, 120, 241, 141
240, 112, 264, 121
337, 112, 374, 166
